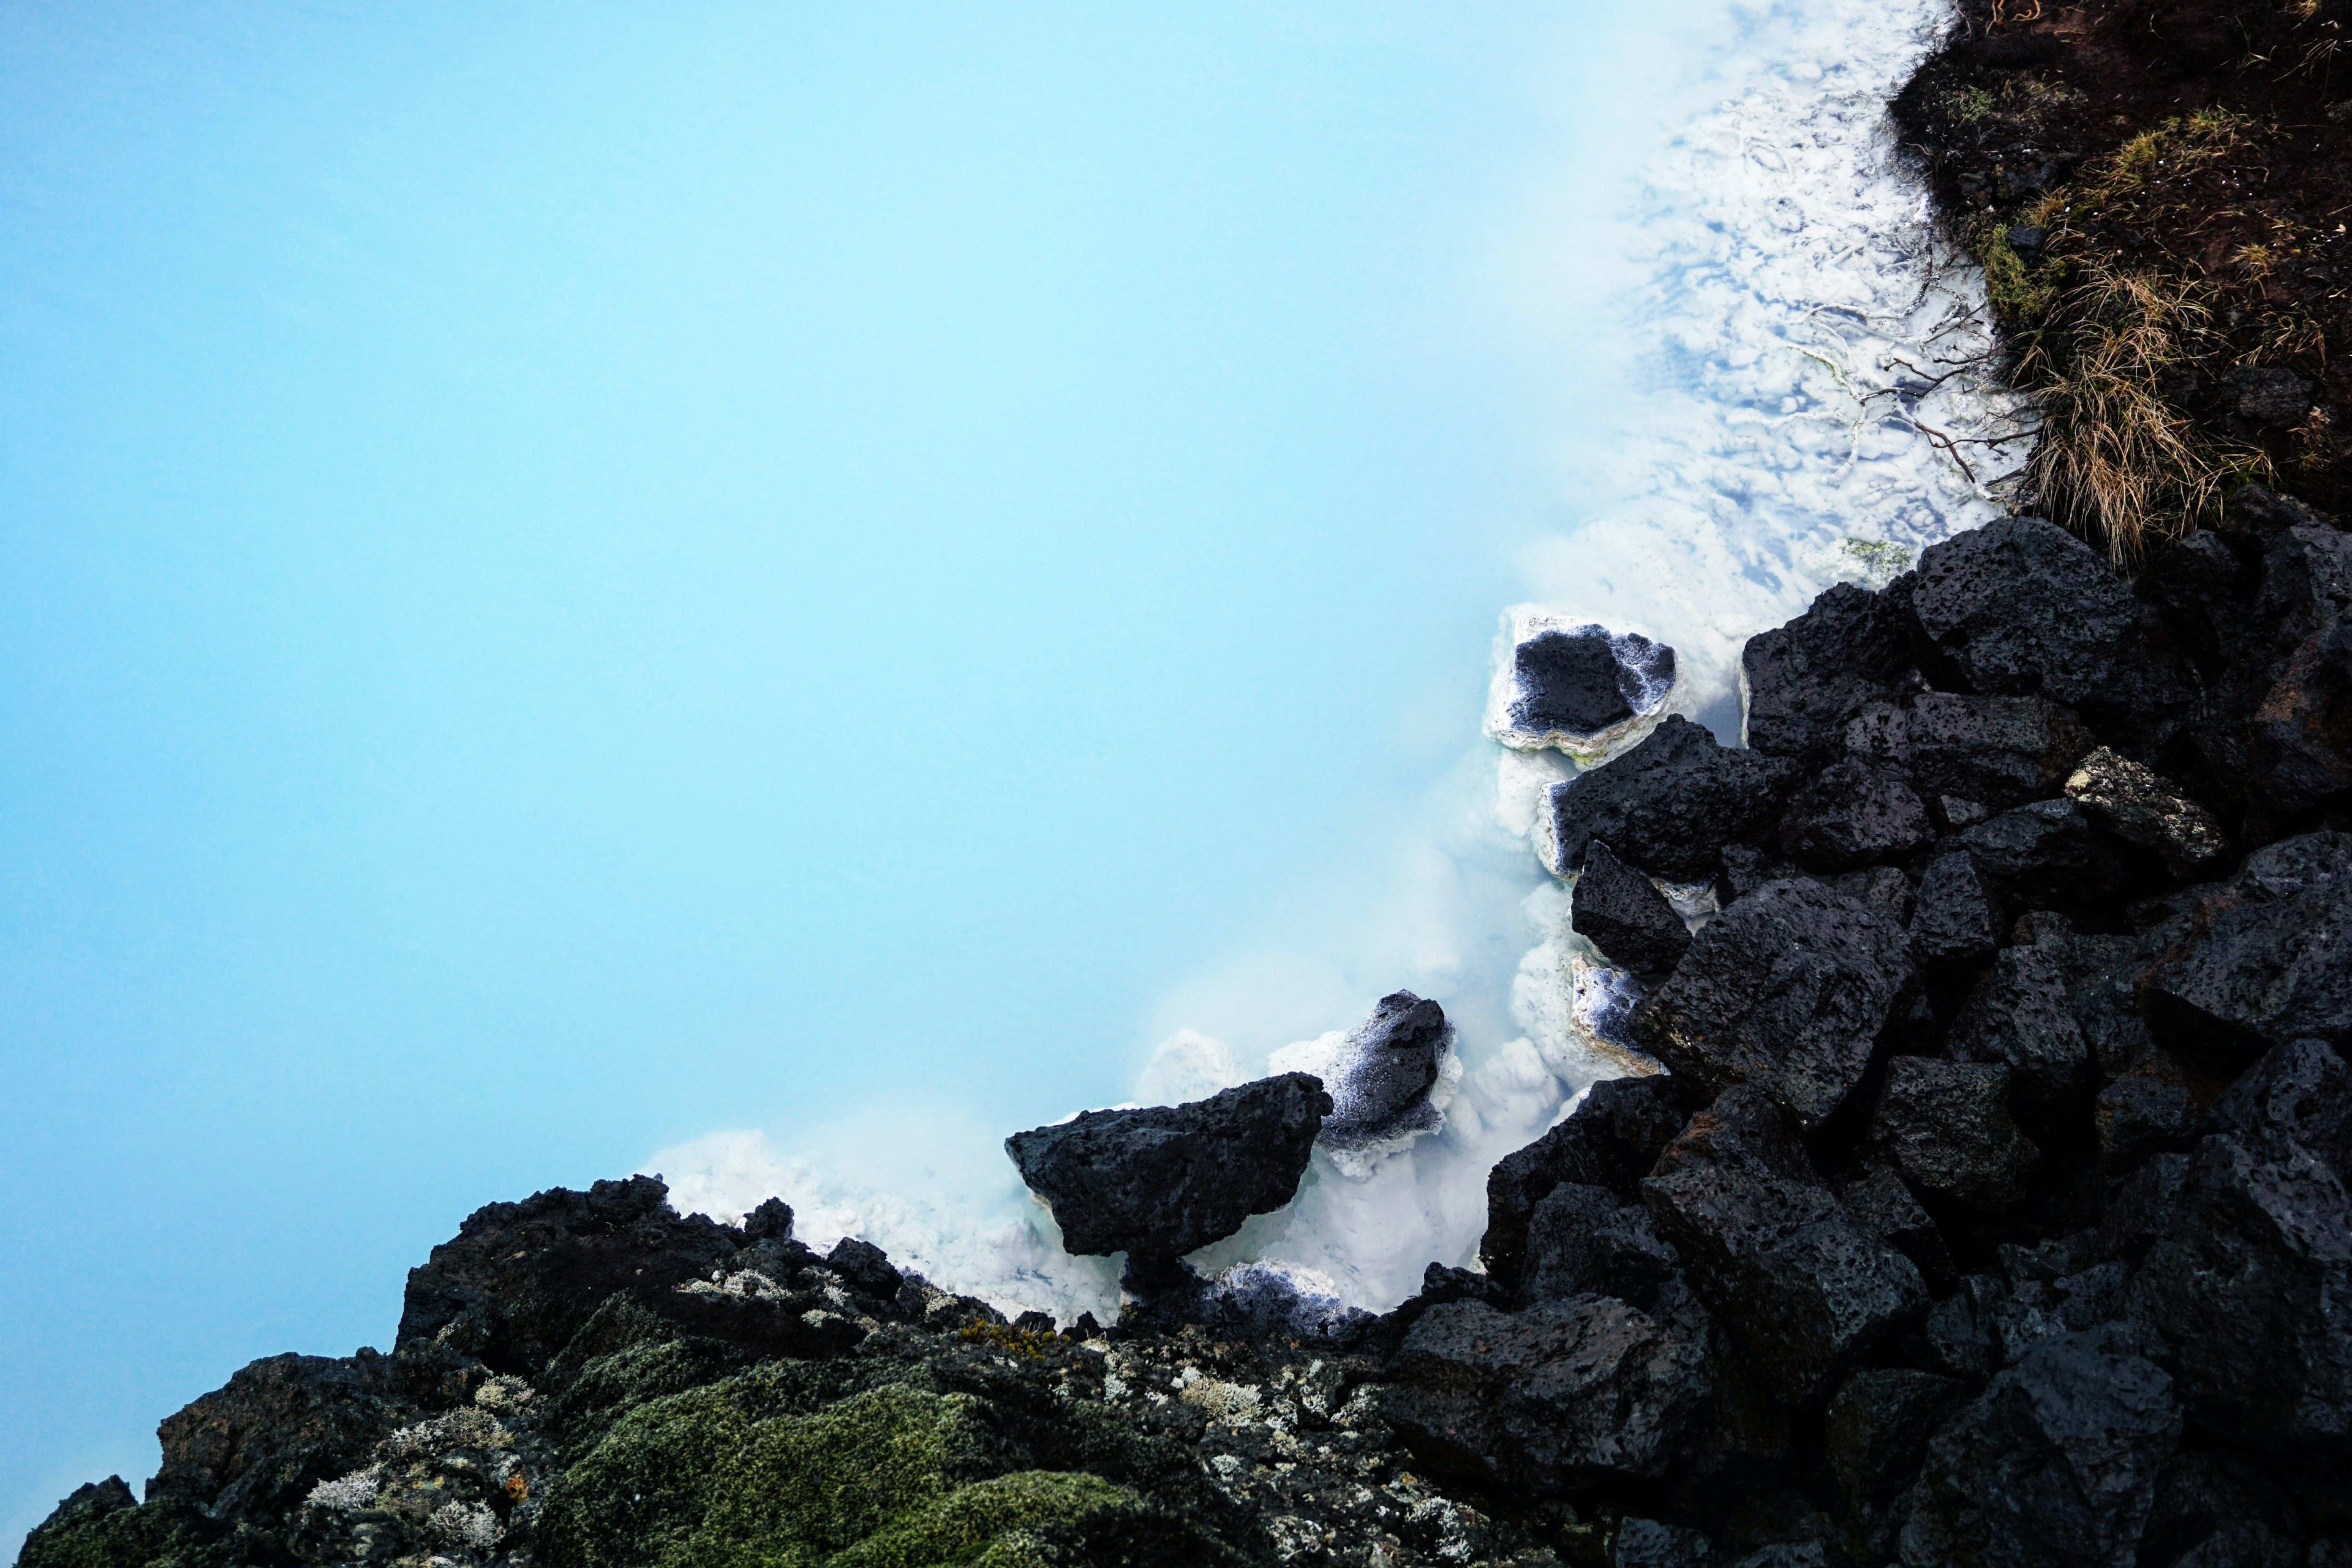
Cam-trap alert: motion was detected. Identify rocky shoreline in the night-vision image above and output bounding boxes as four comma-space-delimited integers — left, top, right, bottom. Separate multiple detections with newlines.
26, 496, 2349, 1568
21, 11, 2352, 1568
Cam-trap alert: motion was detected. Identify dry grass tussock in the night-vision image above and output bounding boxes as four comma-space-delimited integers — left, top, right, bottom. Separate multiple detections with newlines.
2019, 266, 2270, 564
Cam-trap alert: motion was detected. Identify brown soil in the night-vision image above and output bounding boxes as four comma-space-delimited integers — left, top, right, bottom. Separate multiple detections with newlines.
1894, 0, 2352, 532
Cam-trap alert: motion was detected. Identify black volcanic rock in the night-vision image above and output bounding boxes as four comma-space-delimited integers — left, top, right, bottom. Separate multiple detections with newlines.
1547, 715, 1800, 881
1313, 990, 1453, 1150
396, 1174, 744, 1376
1948, 947, 2094, 1130
148, 1351, 416, 1526
2130, 1038, 2352, 1458
1382, 1295, 1714, 1490
1956, 797, 2116, 908
1005, 1074, 1331, 1258
1481, 1073, 1688, 1284
1510, 627, 1676, 745
1774, 757, 1932, 870
1641, 1087, 1926, 1404
1572, 840, 1692, 973
1741, 580, 1915, 767
1823, 1367, 1966, 1506
824, 1237, 903, 1300
2139, 831, 2352, 1066
2249, 616, 2352, 821
1869, 1057, 2039, 1212
1611, 1518, 1719, 1568
1911, 850, 1999, 969
1521, 1182, 1681, 1310
1909, 515, 2186, 744
1636, 876, 1917, 1131
1900, 1325, 2180, 1568
1843, 692, 2095, 813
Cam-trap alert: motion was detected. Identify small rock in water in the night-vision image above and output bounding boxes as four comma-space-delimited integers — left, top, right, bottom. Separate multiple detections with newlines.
1270, 990, 1458, 1171
1497, 623, 1677, 760
1004, 1075, 1331, 1259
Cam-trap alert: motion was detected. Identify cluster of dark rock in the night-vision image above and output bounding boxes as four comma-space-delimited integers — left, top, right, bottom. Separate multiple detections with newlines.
1381, 498, 2352, 1564
20, 497, 2352, 1568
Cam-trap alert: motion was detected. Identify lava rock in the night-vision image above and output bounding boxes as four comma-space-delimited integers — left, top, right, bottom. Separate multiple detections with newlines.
1573, 840, 1693, 973
739, 1196, 794, 1242
1844, 693, 2096, 813
1613, 1517, 1720, 1568
148, 1351, 416, 1528
1948, 946, 2094, 1129
1912, 850, 1999, 969
1642, 1087, 1927, 1404
2093, 1062, 2196, 1174
1956, 798, 2115, 908
1382, 1294, 1715, 1490
2209, 1035, 2352, 1177
2063, 746, 2228, 876
1774, 758, 1932, 870
2138, 831, 2352, 1066
1637, 877, 1917, 1131
1006, 1076, 1329, 1260
1521, 1182, 1682, 1310
1899, 1324, 2181, 1568
1298, 990, 1454, 1150
1823, 1366, 1966, 1504
2132, 1058, 2352, 1456
2225, 365, 2312, 427
1827, 864, 1916, 926
1869, 1057, 2040, 1211
2248, 616, 2352, 821
1908, 516, 2185, 745
824, 1237, 903, 1301
1508, 626, 1678, 750
2138, 1450, 2302, 1568
1741, 581, 1916, 767
1837, 1162, 1957, 1291
1548, 715, 1801, 881
395, 1174, 744, 1376
1481, 1073, 1689, 1283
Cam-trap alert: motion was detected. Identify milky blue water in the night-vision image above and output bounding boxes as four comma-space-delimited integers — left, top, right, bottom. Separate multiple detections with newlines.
0, 0, 2022, 1547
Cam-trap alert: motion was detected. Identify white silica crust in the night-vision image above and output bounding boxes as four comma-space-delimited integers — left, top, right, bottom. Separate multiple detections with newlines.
654, 0, 2030, 1327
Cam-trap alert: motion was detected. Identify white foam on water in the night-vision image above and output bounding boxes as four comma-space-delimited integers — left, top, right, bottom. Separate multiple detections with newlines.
649, 0, 2033, 1322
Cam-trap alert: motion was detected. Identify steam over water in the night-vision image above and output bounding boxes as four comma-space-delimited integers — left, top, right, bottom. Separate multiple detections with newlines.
650, 0, 2032, 1322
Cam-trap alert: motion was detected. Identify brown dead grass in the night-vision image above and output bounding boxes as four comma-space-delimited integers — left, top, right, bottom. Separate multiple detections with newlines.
2019, 266, 2271, 563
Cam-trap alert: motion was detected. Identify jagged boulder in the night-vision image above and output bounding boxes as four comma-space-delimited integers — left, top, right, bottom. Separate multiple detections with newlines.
1912, 850, 1999, 969
1505, 626, 1678, 753
1844, 692, 2095, 814
1637, 878, 1917, 1131
1774, 758, 1933, 870
2248, 616, 2352, 821
1741, 581, 1916, 767
1824, 1367, 1966, 1506
1611, 1518, 1719, 1568
2138, 831, 2352, 1066
1520, 1183, 1681, 1310
1908, 516, 2185, 744
1956, 798, 2116, 908
1948, 947, 2094, 1129
1642, 1088, 1926, 1404
1547, 715, 1800, 881
148, 1351, 417, 1527
1481, 1074, 1688, 1283
1381, 1295, 1715, 1490
2063, 747, 2228, 877
1572, 840, 1692, 973
396, 1175, 744, 1376
1869, 1057, 2039, 1212
2130, 1039, 2352, 1457
1899, 1324, 2181, 1568
1005, 1074, 1331, 1259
